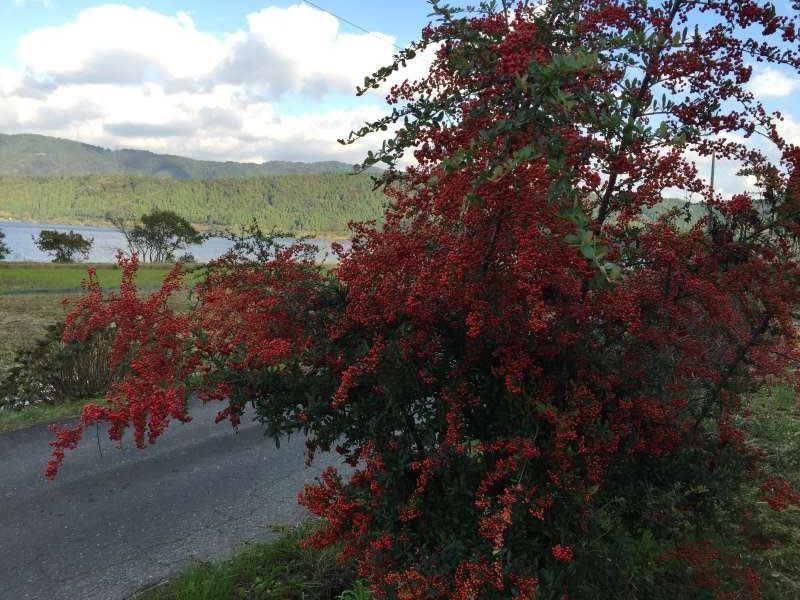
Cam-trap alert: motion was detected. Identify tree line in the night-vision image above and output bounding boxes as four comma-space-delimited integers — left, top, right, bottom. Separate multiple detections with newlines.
0, 173, 385, 234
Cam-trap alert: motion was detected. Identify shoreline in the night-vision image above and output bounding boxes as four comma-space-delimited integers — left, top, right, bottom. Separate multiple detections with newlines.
0, 217, 351, 242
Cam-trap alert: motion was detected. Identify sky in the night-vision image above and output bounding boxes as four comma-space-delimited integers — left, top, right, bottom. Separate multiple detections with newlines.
0, 0, 798, 195
0, 0, 434, 164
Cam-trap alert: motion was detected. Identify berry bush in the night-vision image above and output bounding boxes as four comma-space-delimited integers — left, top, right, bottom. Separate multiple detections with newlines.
48, 2, 800, 598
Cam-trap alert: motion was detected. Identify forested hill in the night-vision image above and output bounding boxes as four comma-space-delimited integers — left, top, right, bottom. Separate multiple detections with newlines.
0, 174, 385, 235
641, 196, 707, 226
0, 134, 705, 236
0, 134, 359, 178
0, 173, 706, 236
0, 133, 385, 235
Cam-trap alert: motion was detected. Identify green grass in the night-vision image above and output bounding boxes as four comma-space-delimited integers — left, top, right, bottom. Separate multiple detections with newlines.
744, 384, 800, 597
0, 397, 89, 432
133, 523, 354, 600
0, 262, 173, 293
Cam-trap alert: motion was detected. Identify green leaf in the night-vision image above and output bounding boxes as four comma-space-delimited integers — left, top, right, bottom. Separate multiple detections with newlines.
605, 262, 622, 280
672, 132, 687, 148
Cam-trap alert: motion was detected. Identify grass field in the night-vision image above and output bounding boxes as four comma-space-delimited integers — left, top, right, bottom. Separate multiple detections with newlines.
0, 292, 82, 370
0, 262, 174, 293
0, 262, 192, 370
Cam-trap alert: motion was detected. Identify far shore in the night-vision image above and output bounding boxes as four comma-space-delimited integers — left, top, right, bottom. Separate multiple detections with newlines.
0, 216, 351, 241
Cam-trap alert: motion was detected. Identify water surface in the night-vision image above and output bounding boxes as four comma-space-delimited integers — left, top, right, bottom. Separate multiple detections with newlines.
0, 220, 341, 263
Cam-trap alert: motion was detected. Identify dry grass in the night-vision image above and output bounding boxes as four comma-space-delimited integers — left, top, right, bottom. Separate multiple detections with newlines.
0, 292, 80, 372
0, 290, 191, 374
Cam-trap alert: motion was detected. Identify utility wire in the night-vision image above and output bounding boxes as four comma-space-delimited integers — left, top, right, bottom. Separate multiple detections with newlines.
302, 0, 407, 53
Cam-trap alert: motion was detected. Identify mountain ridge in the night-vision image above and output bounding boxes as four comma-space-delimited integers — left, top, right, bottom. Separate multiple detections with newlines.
0, 133, 361, 178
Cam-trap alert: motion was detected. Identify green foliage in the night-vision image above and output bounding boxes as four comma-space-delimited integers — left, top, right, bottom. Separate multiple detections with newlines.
118, 209, 201, 262
0, 133, 361, 178
337, 581, 372, 600
0, 320, 117, 410
0, 173, 385, 235
0, 229, 8, 260
126, 381, 800, 600
123, 385, 800, 599
555, 384, 800, 599
34, 229, 93, 263
134, 523, 353, 600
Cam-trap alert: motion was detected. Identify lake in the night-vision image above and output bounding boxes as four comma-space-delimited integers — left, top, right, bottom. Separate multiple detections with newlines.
0, 220, 343, 263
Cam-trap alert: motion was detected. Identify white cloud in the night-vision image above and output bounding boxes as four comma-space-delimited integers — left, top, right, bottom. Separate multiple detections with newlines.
0, 66, 22, 96
17, 6, 225, 82
0, 3, 425, 163
776, 113, 800, 146
747, 67, 799, 98
239, 4, 401, 96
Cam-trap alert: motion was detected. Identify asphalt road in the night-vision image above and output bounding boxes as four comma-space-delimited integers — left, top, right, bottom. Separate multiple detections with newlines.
0, 401, 339, 600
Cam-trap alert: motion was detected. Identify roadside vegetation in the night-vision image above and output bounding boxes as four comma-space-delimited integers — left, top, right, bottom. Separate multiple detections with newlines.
133, 523, 357, 600
1, 268, 797, 593
43, 1, 800, 597
5, 1, 800, 596
0, 264, 175, 369
0, 397, 91, 433
0, 262, 192, 429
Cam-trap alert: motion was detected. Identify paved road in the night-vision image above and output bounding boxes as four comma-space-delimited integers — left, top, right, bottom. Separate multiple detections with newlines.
0, 401, 339, 600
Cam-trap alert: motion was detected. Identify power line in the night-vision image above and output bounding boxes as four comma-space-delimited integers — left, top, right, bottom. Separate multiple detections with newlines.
302, 0, 407, 53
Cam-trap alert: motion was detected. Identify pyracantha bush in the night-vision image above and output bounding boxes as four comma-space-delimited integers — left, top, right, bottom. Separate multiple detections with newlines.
48, 1, 800, 598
